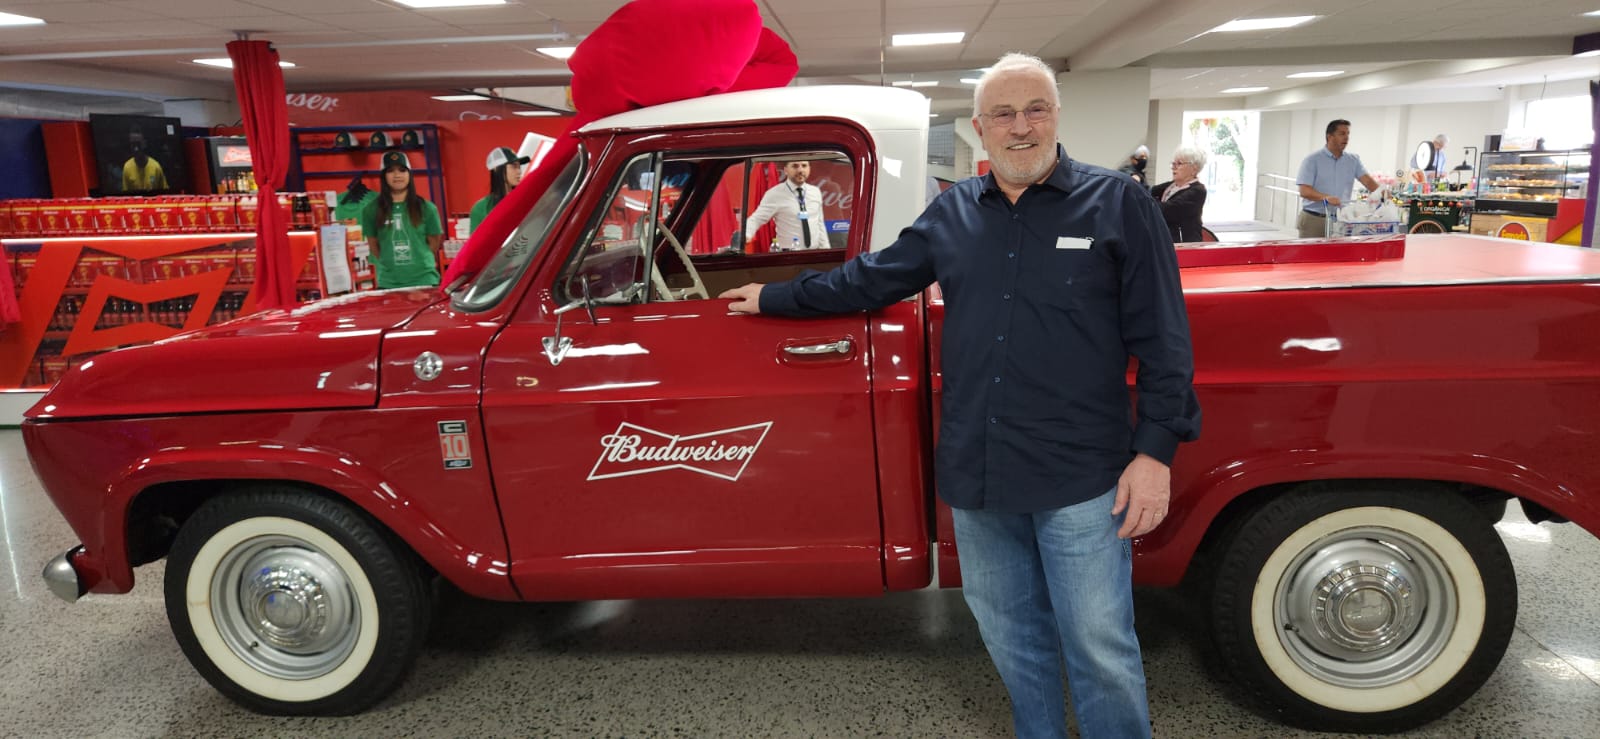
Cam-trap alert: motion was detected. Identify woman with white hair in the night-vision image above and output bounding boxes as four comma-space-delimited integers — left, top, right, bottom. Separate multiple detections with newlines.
1149, 146, 1209, 243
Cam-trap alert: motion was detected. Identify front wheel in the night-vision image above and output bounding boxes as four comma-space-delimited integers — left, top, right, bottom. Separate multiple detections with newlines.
1209, 483, 1516, 733
164, 486, 432, 715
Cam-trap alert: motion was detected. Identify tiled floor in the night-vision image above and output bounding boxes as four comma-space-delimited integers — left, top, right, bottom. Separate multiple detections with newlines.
2, 429, 1597, 737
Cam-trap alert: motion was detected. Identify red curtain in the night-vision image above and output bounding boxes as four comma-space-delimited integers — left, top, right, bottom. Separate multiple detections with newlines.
744, 162, 786, 254
442, 0, 797, 286
689, 168, 743, 254
227, 40, 294, 310
0, 242, 18, 327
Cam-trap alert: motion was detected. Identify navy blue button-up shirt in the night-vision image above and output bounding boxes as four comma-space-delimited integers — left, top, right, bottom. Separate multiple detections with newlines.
761, 149, 1200, 512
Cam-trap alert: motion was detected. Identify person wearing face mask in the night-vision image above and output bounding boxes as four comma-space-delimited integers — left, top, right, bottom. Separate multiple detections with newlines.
120, 129, 168, 193
361, 150, 442, 289
1118, 144, 1150, 185
718, 52, 1198, 739
469, 146, 531, 232
1149, 146, 1209, 243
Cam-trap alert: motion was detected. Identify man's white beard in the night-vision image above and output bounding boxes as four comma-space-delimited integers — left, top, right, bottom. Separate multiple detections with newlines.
990, 145, 1054, 185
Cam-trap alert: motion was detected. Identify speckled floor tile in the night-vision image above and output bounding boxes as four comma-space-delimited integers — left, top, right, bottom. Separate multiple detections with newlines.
3, 430, 1598, 738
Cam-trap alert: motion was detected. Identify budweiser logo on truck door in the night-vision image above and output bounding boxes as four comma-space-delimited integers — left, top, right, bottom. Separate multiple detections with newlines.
589, 422, 773, 482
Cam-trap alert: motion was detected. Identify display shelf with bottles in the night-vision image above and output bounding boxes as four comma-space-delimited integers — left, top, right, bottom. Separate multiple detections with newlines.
1, 232, 329, 389
1474, 148, 1590, 217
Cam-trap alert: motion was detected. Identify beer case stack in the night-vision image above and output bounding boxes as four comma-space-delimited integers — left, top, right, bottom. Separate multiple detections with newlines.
0, 193, 332, 238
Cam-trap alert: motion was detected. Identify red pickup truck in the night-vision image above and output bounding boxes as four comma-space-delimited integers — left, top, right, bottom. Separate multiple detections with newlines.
25, 85, 1600, 732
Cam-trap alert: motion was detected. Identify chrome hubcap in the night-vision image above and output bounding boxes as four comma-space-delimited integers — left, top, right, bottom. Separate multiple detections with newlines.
1275, 527, 1455, 688
212, 536, 361, 680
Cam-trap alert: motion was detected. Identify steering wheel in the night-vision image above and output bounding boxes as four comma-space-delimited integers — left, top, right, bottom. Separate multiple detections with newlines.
650, 218, 709, 302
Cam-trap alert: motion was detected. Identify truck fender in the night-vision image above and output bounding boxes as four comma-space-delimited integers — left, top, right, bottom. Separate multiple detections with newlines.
105, 443, 516, 600
1140, 449, 1599, 587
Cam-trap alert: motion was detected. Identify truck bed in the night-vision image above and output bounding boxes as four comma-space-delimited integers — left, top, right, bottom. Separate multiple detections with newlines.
1180, 234, 1600, 293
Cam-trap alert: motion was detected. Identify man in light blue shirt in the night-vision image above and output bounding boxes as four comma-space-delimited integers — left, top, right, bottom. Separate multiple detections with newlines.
1296, 119, 1381, 237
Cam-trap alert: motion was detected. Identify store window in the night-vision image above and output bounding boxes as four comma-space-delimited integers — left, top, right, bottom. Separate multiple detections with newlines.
556, 149, 853, 308
1520, 96, 1594, 151
1181, 110, 1261, 224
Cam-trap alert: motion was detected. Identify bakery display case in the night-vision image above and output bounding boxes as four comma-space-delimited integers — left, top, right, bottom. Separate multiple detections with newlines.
1474, 148, 1590, 217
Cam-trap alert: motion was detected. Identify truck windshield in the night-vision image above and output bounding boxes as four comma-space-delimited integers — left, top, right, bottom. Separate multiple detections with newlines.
451, 150, 585, 311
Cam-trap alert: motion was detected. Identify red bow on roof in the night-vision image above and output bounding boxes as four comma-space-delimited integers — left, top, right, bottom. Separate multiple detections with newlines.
441, 0, 798, 287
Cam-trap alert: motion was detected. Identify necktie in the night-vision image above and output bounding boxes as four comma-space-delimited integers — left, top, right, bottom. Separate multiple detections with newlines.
796, 186, 810, 248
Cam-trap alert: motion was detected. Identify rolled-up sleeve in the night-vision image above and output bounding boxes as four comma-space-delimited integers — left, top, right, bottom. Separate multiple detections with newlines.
1115, 186, 1201, 465
760, 204, 941, 317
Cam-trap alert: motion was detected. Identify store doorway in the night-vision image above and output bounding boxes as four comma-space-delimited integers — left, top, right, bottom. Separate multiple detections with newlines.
1181, 110, 1260, 224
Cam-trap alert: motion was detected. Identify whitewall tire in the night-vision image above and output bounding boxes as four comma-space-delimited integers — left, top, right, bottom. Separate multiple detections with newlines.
164, 486, 431, 715
1209, 483, 1516, 733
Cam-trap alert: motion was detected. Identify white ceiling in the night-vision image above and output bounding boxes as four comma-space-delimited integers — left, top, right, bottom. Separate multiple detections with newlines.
0, 0, 1596, 121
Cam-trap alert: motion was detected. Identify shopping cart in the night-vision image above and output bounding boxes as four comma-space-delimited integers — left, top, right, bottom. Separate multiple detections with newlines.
1325, 200, 1403, 237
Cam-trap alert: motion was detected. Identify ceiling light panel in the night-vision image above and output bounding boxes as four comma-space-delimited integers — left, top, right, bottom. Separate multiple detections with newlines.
891, 32, 964, 47
392, 0, 508, 8
1209, 16, 1318, 33
0, 11, 44, 26
194, 58, 296, 69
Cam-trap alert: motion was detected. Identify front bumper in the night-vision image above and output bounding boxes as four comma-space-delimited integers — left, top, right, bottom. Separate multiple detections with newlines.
42, 546, 87, 602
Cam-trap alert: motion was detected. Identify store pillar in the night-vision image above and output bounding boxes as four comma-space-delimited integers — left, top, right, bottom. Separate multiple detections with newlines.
1055, 68, 1152, 171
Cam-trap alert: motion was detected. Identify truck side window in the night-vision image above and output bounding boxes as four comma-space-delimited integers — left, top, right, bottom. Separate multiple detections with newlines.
556, 154, 692, 306
652, 152, 854, 301
556, 149, 855, 307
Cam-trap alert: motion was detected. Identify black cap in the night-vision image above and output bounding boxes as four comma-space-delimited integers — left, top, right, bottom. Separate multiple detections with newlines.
381, 149, 412, 172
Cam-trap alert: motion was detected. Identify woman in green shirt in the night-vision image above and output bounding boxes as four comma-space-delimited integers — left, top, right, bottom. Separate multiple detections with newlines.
363, 150, 442, 288
468, 146, 530, 232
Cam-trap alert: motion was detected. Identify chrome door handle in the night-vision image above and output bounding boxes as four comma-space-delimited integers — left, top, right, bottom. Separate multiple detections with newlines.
783, 339, 852, 355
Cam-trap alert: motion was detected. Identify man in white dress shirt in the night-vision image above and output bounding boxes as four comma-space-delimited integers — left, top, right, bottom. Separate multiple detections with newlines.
745, 161, 830, 250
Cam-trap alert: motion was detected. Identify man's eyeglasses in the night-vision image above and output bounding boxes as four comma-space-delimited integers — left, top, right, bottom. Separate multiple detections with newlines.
981, 104, 1056, 127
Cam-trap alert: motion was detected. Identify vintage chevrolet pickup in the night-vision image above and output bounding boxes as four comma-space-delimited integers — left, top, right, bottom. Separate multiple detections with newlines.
24, 85, 1600, 732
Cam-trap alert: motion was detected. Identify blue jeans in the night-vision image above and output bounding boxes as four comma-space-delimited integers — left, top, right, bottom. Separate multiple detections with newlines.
952, 489, 1150, 739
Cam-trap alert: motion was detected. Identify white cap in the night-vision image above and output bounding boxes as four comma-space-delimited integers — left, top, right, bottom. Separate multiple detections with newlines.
485, 146, 530, 171
1134, 145, 1149, 157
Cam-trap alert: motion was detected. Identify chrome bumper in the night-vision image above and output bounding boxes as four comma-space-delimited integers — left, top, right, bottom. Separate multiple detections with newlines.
42, 546, 86, 602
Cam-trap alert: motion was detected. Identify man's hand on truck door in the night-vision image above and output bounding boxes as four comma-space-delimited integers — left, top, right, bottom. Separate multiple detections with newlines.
1112, 453, 1171, 539
720, 283, 765, 314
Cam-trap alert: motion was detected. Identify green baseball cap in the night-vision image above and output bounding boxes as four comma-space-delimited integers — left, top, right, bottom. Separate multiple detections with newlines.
380, 149, 412, 172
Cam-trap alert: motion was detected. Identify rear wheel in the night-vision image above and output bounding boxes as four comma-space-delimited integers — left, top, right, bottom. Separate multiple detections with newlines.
164, 486, 431, 715
1209, 483, 1516, 732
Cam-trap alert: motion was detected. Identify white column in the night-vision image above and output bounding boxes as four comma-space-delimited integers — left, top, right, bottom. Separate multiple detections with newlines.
1055, 68, 1152, 170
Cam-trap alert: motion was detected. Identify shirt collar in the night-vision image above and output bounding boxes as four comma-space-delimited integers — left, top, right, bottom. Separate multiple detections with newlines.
977, 144, 1075, 202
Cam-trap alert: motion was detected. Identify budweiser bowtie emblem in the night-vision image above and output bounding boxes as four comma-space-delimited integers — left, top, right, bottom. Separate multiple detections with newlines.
589, 421, 773, 482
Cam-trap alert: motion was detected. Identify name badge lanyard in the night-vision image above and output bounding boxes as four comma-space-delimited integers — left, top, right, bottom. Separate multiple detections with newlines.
794, 185, 811, 248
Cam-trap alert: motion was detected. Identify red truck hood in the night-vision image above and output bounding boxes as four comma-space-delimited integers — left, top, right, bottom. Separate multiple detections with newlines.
27, 289, 444, 420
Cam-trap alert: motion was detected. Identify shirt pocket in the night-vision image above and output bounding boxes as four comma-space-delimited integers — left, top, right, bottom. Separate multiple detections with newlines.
1030, 243, 1118, 310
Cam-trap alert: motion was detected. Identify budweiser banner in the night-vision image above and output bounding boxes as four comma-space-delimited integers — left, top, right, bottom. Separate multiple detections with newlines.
284, 91, 562, 126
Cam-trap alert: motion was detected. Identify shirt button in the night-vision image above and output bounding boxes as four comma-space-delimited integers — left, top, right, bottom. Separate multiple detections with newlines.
992, 376, 1001, 383
996, 335, 1005, 342
988, 417, 997, 424
1012, 214, 1019, 220
1007, 252, 1016, 258
1002, 293, 1012, 300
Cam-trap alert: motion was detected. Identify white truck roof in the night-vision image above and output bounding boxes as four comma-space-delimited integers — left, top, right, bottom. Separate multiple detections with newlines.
582, 85, 933, 252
